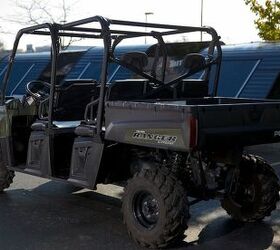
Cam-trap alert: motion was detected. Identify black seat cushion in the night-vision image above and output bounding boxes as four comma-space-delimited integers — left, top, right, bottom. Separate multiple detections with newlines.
75, 125, 96, 137
31, 120, 48, 131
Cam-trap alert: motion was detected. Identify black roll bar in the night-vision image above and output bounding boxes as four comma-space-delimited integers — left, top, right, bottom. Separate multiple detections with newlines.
2, 15, 222, 139
1, 23, 57, 105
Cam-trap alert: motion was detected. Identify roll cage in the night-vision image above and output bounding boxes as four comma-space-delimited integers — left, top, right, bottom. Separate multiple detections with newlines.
1, 15, 222, 140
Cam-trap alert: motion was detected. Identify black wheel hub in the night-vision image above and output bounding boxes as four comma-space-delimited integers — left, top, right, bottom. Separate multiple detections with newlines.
133, 191, 159, 229
234, 181, 257, 206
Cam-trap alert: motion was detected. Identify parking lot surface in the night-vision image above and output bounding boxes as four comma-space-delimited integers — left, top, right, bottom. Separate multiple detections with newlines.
0, 144, 280, 250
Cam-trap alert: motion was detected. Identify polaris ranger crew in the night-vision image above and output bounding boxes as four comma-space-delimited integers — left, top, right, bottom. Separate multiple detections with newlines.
0, 16, 279, 248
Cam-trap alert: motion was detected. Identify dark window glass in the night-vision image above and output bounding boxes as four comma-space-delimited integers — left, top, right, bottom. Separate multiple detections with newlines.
267, 73, 280, 99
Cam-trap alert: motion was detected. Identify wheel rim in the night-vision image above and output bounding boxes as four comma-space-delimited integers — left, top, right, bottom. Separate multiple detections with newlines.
233, 181, 257, 206
133, 191, 160, 230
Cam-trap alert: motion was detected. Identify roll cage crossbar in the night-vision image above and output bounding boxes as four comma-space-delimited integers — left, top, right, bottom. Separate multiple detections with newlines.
1, 15, 222, 139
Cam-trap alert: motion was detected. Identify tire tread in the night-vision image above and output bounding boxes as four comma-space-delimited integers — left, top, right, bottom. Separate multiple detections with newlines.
123, 166, 188, 248
221, 154, 279, 222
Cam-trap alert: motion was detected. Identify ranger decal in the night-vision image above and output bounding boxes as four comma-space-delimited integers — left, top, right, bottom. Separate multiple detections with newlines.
132, 130, 177, 145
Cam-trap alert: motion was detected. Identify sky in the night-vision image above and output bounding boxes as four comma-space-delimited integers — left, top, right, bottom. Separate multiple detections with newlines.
0, 0, 262, 50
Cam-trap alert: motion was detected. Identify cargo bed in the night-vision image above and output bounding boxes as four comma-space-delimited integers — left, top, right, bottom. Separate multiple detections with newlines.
105, 97, 280, 151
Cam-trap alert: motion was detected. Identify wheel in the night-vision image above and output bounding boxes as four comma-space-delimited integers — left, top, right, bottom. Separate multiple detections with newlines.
221, 154, 280, 222
122, 167, 189, 248
25, 80, 51, 101
0, 167, 15, 192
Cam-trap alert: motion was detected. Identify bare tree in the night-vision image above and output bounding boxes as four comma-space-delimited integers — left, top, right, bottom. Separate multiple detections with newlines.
0, 0, 78, 49
0, 40, 7, 59
0, 41, 4, 51
13, 0, 72, 25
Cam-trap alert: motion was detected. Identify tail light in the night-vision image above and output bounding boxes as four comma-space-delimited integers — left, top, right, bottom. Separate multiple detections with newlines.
189, 115, 198, 148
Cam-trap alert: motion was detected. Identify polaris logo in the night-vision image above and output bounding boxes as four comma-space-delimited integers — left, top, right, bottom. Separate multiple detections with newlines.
132, 130, 177, 145
274, 130, 280, 137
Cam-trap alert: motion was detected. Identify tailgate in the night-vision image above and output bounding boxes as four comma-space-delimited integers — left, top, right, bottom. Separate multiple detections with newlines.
105, 101, 193, 151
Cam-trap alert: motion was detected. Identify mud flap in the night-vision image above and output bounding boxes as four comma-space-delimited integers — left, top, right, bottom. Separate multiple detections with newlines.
68, 137, 104, 189
26, 131, 52, 177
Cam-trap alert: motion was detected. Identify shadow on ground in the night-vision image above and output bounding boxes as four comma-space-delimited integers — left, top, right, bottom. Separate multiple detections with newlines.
0, 180, 277, 250
186, 219, 274, 250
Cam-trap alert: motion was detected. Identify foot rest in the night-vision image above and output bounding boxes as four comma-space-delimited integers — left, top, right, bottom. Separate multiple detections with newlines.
31, 121, 48, 131
74, 125, 96, 137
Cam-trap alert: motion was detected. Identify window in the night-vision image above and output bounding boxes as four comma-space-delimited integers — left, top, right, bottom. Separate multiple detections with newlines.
267, 73, 280, 99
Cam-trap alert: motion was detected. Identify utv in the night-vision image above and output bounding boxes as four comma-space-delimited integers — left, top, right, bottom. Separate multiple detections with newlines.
0, 16, 279, 248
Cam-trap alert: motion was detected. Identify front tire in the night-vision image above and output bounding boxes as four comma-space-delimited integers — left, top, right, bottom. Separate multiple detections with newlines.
221, 154, 279, 222
0, 167, 15, 192
122, 167, 189, 248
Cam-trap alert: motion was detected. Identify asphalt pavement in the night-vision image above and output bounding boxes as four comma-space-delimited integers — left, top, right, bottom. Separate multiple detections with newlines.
0, 144, 280, 250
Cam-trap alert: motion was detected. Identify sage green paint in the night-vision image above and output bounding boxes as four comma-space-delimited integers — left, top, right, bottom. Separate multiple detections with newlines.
0, 99, 37, 138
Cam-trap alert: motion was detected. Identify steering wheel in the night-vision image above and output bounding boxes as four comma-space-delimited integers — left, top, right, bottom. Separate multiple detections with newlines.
25, 80, 51, 101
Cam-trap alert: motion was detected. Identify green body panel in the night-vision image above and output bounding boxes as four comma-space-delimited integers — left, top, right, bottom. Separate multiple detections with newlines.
0, 99, 37, 138
0, 105, 9, 138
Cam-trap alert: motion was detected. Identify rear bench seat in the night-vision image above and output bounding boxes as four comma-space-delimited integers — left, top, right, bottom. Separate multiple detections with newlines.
31, 79, 97, 132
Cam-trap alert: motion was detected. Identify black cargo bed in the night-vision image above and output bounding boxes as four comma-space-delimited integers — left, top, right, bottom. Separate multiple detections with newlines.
105, 97, 280, 151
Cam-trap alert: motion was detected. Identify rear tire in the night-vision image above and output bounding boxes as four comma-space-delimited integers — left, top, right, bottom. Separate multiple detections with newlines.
221, 154, 279, 222
122, 167, 189, 248
0, 167, 15, 192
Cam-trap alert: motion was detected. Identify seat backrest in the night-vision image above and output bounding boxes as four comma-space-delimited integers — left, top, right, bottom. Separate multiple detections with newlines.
182, 53, 207, 74
107, 79, 150, 101
53, 80, 97, 121
174, 53, 208, 98
176, 79, 209, 98
120, 52, 148, 72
